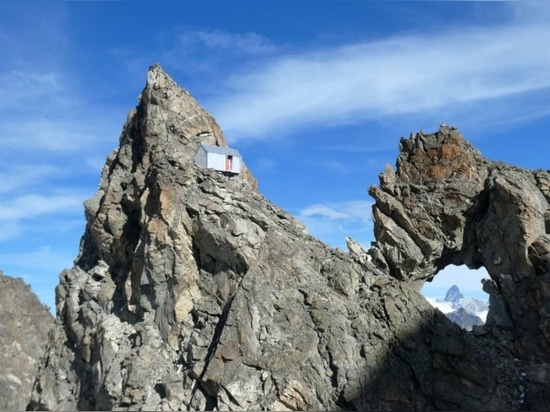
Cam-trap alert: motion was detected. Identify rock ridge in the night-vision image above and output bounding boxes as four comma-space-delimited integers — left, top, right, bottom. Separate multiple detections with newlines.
28, 66, 550, 411
0, 271, 53, 411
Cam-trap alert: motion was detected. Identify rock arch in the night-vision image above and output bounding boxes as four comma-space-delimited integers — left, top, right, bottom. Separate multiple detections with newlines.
369, 126, 550, 360
420, 264, 490, 330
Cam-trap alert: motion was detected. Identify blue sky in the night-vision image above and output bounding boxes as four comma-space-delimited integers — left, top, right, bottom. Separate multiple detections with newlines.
1, 1, 549, 310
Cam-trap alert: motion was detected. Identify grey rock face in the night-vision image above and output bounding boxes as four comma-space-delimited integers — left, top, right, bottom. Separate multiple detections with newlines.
28, 66, 550, 410
446, 307, 484, 330
0, 271, 53, 411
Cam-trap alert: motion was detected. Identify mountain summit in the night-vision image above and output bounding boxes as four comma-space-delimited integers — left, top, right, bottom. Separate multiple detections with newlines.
426, 285, 488, 330
28, 65, 550, 411
443, 285, 464, 303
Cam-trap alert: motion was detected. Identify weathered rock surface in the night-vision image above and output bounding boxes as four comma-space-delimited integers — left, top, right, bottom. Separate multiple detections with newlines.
446, 307, 484, 330
28, 65, 550, 410
0, 271, 53, 410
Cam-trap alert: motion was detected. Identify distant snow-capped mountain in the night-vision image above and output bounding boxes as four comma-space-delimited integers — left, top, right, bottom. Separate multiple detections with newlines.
425, 285, 489, 330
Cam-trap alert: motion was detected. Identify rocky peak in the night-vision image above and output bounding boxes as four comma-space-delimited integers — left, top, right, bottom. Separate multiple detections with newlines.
79, 64, 257, 269
123, 63, 256, 188
28, 68, 550, 411
444, 285, 464, 303
396, 126, 485, 183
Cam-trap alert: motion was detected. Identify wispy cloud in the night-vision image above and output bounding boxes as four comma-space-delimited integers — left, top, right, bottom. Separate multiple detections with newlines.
0, 7, 123, 231
0, 71, 61, 109
0, 192, 86, 241
0, 115, 118, 153
176, 29, 277, 55
209, 7, 550, 140
297, 200, 373, 248
156, 28, 278, 81
511, 1, 550, 24
0, 193, 83, 221
319, 144, 395, 154
0, 165, 61, 194
301, 204, 352, 221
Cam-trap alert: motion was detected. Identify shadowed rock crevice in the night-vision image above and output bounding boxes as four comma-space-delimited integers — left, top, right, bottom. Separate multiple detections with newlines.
27, 65, 550, 411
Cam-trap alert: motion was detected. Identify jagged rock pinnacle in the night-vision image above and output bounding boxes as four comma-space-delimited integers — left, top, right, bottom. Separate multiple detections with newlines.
137, 63, 257, 188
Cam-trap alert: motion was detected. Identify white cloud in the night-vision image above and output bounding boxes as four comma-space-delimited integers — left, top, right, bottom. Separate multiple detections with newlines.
297, 200, 373, 248
0, 192, 86, 241
301, 204, 351, 221
300, 200, 372, 223
0, 116, 117, 153
320, 144, 395, 154
209, 11, 550, 140
0, 221, 23, 242
157, 28, 278, 79
511, 1, 550, 24
0, 193, 83, 221
176, 29, 277, 55
0, 74, 119, 242
0, 71, 60, 109
0, 164, 61, 194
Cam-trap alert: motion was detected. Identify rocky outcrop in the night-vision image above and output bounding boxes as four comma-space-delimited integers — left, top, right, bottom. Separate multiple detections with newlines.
446, 307, 484, 330
28, 65, 550, 410
0, 271, 53, 410
369, 127, 550, 408
369, 127, 550, 360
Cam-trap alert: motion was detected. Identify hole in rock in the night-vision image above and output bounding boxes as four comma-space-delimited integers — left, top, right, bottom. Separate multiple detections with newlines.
421, 265, 490, 331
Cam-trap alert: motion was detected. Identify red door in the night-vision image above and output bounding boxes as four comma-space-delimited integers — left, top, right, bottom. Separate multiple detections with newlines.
226, 155, 233, 172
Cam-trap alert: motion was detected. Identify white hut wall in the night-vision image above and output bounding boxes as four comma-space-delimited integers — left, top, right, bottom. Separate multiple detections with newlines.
194, 146, 208, 168
207, 152, 227, 171
230, 156, 242, 174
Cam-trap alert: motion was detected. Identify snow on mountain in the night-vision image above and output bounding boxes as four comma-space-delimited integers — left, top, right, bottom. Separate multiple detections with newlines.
425, 297, 455, 314
425, 285, 489, 329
